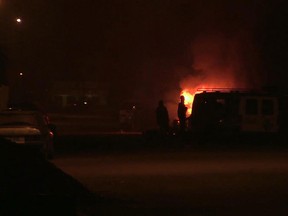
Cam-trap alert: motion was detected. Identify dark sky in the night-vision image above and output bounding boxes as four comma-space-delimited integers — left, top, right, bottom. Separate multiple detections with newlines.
1, 0, 288, 103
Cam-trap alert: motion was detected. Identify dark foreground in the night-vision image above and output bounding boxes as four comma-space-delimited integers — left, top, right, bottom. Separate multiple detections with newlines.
2, 134, 288, 216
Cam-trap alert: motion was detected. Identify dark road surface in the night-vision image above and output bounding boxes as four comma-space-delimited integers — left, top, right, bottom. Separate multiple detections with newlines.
51, 134, 288, 215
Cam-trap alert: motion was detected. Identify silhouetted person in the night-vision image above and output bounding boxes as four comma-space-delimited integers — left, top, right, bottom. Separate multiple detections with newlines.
178, 95, 187, 132
156, 100, 169, 133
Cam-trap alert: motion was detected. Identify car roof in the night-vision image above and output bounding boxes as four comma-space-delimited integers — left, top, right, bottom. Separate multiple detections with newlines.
196, 90, 279, 97
0, 110, 41, 115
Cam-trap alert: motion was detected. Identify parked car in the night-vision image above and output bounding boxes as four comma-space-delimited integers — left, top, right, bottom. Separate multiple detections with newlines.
0, 110, 54, 159
8, 102, 51, 124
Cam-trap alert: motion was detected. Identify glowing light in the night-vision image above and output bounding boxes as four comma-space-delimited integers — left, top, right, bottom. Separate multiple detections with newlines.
178, 74, 242, 116
19, 72, 23, 76
180, 90, 194, 115
16, 18, 22, 23
84, 101, 88, 105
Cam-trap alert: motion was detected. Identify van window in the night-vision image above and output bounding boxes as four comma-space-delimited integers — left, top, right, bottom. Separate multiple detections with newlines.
245, 99, 258, 115
262, 99, 274, 115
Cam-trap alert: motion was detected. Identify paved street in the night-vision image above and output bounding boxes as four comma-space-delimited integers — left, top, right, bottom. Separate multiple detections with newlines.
52, 136, 288, 215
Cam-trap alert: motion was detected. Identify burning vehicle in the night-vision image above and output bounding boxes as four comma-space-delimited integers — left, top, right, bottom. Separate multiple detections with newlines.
180, 88, 288, 143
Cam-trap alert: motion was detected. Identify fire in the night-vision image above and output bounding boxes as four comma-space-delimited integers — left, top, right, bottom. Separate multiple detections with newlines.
180, 90, 194, 115
180, 81, 240, 116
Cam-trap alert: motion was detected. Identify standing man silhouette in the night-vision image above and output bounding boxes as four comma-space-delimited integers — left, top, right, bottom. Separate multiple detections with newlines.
156, 100, 169, 133
178, 95, 187, 132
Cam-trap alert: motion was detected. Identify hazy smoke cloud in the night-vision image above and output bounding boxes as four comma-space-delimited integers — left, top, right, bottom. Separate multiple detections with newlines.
181, 31, 262, 91
159, 0, 271, 121
166, 29, 263, 120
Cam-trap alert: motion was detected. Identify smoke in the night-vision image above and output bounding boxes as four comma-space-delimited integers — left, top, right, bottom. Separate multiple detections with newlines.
165, 27, 263, 120
181, 31, 262, 92
159, 0, 272, 121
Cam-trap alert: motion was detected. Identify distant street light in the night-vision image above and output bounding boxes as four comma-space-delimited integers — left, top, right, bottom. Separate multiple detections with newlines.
19, 72, 23, 76
16, 18, 22, 23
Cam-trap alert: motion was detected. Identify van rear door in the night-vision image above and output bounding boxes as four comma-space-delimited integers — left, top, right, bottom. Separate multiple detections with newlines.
239, 96, 279, 133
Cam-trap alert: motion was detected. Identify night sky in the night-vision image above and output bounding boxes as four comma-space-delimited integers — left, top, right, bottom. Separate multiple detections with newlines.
1, 0, 288, 105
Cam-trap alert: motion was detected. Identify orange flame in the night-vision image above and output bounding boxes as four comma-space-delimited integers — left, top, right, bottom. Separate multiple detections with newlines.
180, 90, 194, 115
180, 82, 240, 115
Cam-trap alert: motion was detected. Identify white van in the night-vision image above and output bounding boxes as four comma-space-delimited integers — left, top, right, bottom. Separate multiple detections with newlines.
189, 90, 285, 138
